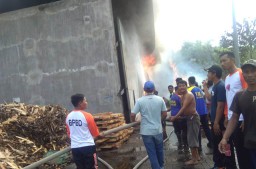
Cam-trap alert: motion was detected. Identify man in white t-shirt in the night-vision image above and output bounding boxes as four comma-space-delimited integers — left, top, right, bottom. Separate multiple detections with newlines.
66, 94, 100, 169
220, 51, 253, 169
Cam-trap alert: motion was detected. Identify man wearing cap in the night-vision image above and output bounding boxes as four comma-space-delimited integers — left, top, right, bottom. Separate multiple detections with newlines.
219, 51, 252, 169
131, 81, 167, 169
219, 59, 256, 169
206, 65, 237, 169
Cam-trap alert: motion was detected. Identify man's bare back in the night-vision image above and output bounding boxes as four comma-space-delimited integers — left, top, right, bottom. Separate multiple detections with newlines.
181, 91, 197, 116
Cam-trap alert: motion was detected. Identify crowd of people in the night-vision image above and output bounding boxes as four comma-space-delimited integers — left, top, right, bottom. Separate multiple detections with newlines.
130, 52, 256, 169
64, 52, 256, 169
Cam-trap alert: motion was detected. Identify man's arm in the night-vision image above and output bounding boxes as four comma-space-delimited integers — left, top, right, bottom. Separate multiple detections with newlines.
130, 99, 140, 122
223, 113, 239, 140
161, 111, 167, 120
213, 83, 226, 135
130, 113, 136, 122
224, 103, 228, 128
83, 113, 101, 139
219, 113, 239, 153
66, 124, 70, 138
163, 97, 171, 112
213, 101, 225, 135
239, 69, 247, 130
203, 81, 211, 100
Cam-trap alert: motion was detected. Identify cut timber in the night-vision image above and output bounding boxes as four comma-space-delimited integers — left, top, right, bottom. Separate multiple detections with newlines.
105, 129, 128, 138
99, 134, 131, 150
95, 138, 109, 145
93, 112, 124, 121
94, 115, 112, 121
98, 122, 125, 130
93, 112, 133, 151
110, 113, 123, 118
96, 118, 124, 126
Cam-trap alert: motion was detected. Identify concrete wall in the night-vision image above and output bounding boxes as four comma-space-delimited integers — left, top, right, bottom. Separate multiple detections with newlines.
0, 0, 123, 113
112, 0, 155, 110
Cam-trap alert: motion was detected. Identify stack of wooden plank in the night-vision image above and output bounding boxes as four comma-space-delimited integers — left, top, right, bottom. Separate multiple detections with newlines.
93, 112, 134, 150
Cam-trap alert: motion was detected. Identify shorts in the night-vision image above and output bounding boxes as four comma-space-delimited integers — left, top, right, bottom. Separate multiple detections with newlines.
71, 145, 98, 169
186, 114, 200, 147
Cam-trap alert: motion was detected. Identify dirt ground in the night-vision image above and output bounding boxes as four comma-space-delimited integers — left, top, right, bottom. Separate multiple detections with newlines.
66, 123, 215, 169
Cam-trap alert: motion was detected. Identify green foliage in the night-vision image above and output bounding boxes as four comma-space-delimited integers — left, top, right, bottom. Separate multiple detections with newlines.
176, 18, 256, 69
219, 18, 256, 63
177, 41, 220, 68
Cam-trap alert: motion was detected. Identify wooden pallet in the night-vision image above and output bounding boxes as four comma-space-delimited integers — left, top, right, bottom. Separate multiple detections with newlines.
127, 127, 134, 134
98, 122, 125, 130
106, 129, 128, 138
99, 134, 131, 150
95, 138, 109, 145
96, 119, 125, 127
93, 113, 124, 121
99, 141, 123, 150
93, 112, 134, 150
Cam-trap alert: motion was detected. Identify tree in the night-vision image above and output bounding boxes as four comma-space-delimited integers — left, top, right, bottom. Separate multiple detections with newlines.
220, 18, 256, 63
178, 41, 219, 67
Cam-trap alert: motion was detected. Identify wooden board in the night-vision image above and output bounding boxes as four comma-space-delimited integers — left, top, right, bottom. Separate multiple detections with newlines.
96, 119, 125, 126
93, 113, 124, 121
92, 112, 134, 151
98, 122, 125, 130
105, 129, 128, 138
95, 138, 109, 145
99, 134, 131, 150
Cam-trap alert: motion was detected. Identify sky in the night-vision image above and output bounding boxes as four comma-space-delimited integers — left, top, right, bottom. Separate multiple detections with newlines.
154, 0, 256, 51
149, 0, 256, 96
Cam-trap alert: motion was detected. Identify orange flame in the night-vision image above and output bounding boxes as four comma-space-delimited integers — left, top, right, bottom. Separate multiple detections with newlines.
169, 59, 179, 81
142, 54, 156, 67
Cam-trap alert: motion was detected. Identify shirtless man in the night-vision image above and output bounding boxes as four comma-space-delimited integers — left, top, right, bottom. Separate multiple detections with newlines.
171, 80, 200, 165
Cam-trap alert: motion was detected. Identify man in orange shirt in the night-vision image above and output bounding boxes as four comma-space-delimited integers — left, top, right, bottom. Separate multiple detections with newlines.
66, 94, 100, 169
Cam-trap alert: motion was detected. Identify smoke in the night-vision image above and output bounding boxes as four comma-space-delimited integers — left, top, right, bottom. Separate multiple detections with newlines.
149, 0, 210, 98
146, 49, 207, 98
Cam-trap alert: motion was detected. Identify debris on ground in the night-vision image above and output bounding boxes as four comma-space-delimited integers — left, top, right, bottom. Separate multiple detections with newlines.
0, 105, 134, 169
0, 103, 70, 169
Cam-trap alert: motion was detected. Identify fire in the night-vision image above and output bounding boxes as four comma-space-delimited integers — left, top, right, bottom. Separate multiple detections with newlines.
142, 54, 156, 67
169, 59, 179, 81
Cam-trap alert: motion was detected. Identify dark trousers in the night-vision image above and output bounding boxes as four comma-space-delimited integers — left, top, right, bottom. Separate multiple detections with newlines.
211, 123, 237, 169
198, 114, 212, 147
72, 145, 98, 169
249, 149, 256, 169
173, 118, 187, 146
232, 121, 254, 169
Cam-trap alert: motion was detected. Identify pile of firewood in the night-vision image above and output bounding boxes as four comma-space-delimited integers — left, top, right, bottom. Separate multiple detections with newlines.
0, 103, 70, 169
0, 105, 134, 168
94, 112, 134, 150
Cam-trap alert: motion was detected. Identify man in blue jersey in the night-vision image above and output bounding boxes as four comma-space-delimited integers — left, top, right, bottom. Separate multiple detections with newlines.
188, 76, 213, 151
170, 86, 188, 151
